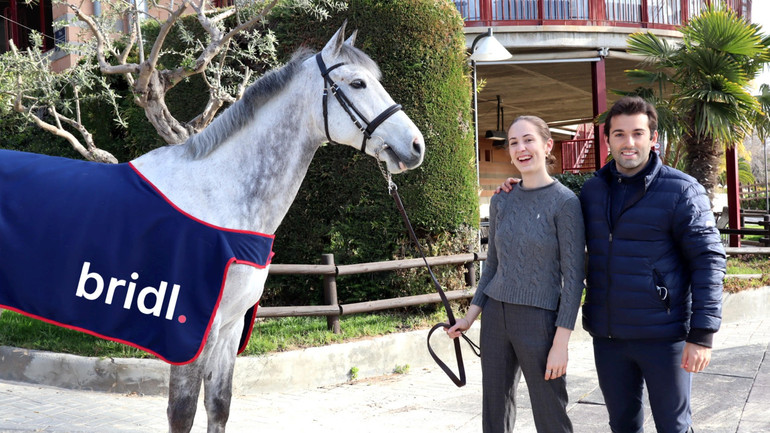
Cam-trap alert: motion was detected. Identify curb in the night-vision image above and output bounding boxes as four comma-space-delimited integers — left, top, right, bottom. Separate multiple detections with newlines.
1, 286, 768, 396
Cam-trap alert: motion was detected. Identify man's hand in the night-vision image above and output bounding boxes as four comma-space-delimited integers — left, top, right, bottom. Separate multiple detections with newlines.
681, 342, 711, 373
494, 177, 520, 194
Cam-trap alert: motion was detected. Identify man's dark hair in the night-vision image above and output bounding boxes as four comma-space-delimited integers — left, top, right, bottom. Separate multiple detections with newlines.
604, 96, 658, 137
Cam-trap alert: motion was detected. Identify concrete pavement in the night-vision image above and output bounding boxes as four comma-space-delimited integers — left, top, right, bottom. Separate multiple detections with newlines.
0, 287, 768, 432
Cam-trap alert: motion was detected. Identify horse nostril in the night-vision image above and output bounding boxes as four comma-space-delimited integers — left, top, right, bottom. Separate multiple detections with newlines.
413, 138, 424, 155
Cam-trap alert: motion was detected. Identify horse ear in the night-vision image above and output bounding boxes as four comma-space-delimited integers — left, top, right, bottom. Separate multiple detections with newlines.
344, 30, 358, 47
322, 21, 348, 58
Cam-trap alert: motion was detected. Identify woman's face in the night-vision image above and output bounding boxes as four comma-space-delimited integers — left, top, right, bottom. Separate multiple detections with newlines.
507, 119, 553, 176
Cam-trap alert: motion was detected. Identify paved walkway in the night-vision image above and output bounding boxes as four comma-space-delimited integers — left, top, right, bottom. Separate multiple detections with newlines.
1, 312, 768, 432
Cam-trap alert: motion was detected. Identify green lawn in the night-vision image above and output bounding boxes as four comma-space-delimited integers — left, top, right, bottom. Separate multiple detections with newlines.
0, 308, 451, 358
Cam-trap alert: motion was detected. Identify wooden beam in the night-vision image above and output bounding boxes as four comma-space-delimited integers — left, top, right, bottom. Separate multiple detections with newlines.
726, 146, 741, 247
591, 57, 608, 168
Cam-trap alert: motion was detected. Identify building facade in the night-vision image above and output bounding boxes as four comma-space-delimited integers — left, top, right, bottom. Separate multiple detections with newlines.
1, 0, 234, 72
460, 0, 751, 216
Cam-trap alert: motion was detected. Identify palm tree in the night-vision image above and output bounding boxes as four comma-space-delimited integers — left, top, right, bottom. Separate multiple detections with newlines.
718, 157, 754, 185
753, 84, 770, 144
624, 3, 770, 199
753, 84, 770, 211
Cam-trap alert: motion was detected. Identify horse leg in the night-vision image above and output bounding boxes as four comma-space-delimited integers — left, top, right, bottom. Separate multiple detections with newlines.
201, 319, 242, 433
167, 361, 205, 432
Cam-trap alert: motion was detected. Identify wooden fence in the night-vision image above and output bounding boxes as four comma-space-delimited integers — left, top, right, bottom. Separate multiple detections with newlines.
716, 207, 770, 247
259, 252, 487, 333
740, 182, 769, 209
257, 247, 770, 333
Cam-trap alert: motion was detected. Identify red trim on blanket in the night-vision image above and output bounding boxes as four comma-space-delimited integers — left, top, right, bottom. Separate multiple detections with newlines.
128, 162, 275, 240
0, 302, 198, 365
126, 163, 276, 361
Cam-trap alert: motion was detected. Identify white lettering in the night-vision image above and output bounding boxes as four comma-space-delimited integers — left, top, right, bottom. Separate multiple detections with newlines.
75, 262, 182, 321
165, 284, 181, 320
123, 273, 139, 310
75, 262, 104, 300
105, 278, 126, 305
138, 282, 167, 317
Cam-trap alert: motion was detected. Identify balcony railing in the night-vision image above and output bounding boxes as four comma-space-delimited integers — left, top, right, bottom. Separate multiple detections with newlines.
455, 0, 750, 29
561, 138, 596, 173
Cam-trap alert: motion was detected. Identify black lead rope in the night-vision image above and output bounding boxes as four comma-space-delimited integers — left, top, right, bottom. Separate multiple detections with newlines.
315, 50, 480, 385
388, 183, 481, 387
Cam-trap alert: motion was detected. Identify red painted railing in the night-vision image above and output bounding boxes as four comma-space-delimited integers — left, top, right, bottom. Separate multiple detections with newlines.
561, 138, 596, 173
455, 0, 750, 29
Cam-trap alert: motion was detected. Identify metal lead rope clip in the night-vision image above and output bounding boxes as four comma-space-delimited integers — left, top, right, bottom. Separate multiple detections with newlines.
373, 145, 396, 193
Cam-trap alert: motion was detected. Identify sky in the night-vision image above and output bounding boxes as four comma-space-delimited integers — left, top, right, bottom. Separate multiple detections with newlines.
752, 2, 770, 91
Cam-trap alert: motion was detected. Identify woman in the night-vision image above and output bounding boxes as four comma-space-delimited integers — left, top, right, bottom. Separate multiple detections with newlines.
446, 115, 585, 432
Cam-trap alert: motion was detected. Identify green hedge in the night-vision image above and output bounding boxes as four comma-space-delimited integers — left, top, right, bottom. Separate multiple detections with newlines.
552, 172, 593, 196
263, 0, 478, 306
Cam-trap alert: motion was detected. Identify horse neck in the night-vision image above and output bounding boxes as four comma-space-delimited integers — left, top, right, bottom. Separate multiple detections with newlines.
134, 92, 326, 234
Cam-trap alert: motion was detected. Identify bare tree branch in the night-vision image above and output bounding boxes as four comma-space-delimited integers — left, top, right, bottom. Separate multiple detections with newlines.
66, 3, 141, 76
13, 89, 117, 163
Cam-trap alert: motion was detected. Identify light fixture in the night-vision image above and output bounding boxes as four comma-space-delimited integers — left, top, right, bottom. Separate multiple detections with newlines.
485, 95, 507, 144
470, 28, 512, 62
469, 28, 513, 235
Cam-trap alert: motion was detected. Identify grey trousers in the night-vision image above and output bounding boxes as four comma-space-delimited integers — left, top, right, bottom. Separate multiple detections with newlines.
480, 299, 572, 433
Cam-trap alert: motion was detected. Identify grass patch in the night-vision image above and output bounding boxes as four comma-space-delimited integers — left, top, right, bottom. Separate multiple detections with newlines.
725, 254, 770, 275
0, 308, 453, 358
0, 311, 151, 359
242, 310, 448, 356
724, 254, 770, 293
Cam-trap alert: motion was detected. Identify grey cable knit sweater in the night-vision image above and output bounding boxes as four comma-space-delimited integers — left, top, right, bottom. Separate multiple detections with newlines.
472, 180, 586, 330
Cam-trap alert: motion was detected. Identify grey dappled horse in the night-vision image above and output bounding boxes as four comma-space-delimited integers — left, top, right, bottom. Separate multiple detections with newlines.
131, 25, 424, 432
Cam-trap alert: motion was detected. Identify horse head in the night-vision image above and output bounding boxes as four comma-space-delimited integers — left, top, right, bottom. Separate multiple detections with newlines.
314, 23, 425, 174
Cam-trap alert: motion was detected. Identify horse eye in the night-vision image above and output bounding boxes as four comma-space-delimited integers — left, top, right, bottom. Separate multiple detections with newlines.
350, 79, 366, 89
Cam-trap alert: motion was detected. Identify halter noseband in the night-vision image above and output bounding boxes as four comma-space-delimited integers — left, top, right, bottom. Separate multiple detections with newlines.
315, 53, 403, 154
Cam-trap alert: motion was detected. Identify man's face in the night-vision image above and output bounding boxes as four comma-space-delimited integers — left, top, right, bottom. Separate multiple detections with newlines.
606, 113, 659, 177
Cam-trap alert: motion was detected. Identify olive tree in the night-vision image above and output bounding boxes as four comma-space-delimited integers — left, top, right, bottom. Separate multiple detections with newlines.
0, 0, 344, 162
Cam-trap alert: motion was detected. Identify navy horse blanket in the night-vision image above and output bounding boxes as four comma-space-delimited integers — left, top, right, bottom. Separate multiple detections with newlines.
0, 149, 274, 364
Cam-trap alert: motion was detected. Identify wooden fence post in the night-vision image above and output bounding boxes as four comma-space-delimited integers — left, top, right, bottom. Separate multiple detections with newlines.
322, 254, 341, 334
464, 260, 476, 288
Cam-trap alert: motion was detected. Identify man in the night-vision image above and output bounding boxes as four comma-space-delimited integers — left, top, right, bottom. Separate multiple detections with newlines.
498, 96, 726, 432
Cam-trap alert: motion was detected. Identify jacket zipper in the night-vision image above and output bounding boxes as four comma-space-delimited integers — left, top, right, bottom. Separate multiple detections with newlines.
606, 232, 613, 338
606, 183, 614, 338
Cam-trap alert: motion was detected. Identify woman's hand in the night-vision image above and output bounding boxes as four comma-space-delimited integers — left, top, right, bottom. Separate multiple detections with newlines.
445, 318, 472, 339
545, 344, 568, 380
545, 327, 572, 380
444, 305, 481, 340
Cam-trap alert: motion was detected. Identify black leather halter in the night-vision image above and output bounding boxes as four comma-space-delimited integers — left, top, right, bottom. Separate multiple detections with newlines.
315, 53, 403, 154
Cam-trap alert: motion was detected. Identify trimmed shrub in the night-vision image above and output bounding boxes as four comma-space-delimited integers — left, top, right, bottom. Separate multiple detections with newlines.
263, 0, 478, 306
553, 172, 592, 196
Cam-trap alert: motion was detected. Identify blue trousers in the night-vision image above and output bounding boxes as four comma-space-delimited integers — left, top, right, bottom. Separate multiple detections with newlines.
480, 299, 572, 433
593, 338, 692, 433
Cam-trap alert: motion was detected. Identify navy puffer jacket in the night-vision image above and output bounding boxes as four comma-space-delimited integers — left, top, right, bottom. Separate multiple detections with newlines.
580, 153, 725, 341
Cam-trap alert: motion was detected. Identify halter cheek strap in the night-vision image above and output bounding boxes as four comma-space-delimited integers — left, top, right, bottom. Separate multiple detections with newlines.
315, 53, 402, 154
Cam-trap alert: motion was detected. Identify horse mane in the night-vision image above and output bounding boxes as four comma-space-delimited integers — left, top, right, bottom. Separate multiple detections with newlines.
185, 43, 381, 159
